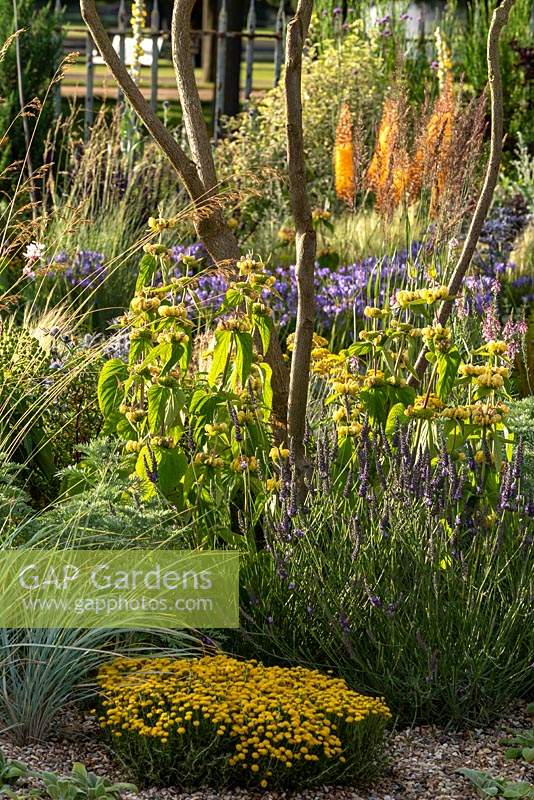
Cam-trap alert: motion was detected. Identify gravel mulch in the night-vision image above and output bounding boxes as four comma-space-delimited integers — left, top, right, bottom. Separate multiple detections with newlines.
1, 703, 533, 799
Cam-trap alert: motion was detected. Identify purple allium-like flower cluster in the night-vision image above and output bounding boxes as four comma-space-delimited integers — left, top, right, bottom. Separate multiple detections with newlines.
51, 249, 106, 288
477, 198, 531, 275
69, 250, 106, 287
169, 242, 209, 265
461, 200, 534, 314
166, 242, 421, 333
272, 245, 420, 329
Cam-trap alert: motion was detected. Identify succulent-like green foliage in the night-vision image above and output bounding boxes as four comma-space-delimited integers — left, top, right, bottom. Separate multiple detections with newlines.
458, 768, 534, 798
0, 750, 27, 792
28, 762, 137, 800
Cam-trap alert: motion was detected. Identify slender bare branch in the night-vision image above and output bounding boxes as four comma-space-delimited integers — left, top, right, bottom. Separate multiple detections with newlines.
409, 0, 517, 387
80, 0, 289, 427
172, 0, 218, 191
79, 0, 243, 264
285, 0, 316, 464
80, 0, 205, 200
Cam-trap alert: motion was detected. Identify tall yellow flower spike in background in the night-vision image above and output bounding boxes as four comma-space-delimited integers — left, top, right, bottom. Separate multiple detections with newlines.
130, 0, 147, 86
334, 103, 355, 205
434, 27, 453, 91
366, 97, 408, 213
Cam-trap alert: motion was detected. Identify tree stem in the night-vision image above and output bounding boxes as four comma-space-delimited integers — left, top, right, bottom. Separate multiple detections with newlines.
409, 0, 517, 388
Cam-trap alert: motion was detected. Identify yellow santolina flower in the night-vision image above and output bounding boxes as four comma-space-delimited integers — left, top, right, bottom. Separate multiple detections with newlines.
334, 103, 355, 205
97, 656, 391, 786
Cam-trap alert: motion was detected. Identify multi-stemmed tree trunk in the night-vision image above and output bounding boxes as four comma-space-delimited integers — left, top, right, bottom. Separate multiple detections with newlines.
80, 0, 514, 466
284, 0, 316, 479
80, 0, 289, 433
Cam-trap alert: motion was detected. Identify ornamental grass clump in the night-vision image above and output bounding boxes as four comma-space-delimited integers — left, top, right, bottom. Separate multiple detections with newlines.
97, 655, 391, 789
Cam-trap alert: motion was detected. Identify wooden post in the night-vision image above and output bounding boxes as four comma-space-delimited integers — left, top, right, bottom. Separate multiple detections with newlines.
151, 0, 160, 112
274, 0, 285, 86
117, 0, 128, 106
244, 0, 255, 100
213, 0, 228, 140
202, 0, 217, 83
54, 0, 63, 118
84, 31, 94, 138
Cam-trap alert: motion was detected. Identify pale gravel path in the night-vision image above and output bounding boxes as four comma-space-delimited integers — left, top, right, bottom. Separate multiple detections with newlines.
1, 703, 533, 799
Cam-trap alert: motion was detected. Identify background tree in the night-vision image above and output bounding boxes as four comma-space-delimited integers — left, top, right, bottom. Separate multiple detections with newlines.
0, 0, 62, 187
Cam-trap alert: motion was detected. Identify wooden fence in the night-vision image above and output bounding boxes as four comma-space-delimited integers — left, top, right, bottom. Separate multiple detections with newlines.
56, 0, 287, 140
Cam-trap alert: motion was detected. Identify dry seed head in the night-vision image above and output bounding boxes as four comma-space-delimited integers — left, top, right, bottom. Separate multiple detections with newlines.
0, 29, 24, 63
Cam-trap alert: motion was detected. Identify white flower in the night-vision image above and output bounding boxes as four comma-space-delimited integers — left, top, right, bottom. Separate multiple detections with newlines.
22, 263, 36, 279
24, 241, 45, 261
